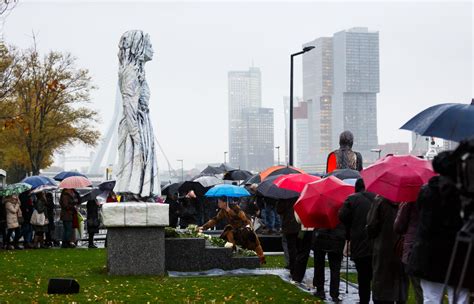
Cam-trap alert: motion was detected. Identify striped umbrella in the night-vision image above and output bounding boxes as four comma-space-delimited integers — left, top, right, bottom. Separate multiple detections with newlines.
59, 176, 92, 189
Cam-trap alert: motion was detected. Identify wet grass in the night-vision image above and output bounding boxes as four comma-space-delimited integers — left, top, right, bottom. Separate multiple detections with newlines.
0, 249, 323, 303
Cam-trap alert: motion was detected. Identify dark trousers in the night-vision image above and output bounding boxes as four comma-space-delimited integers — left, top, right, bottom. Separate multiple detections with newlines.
291, 231, 313, 282
314, 250, 343, 299
284, 233, 299, 276
62, 221, 73, 244
21, 223, 32, 245
354, 256, 373, 304
6, 227, 21, 246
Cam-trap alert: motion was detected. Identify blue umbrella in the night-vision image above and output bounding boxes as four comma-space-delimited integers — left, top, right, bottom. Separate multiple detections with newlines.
400, 100, 474, 142
54, 171, 87, 181
205, 184, 250, 198
21, 176, 57, 189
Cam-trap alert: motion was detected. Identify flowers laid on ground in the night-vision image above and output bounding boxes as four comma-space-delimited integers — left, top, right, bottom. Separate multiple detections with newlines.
165, 225, 257, 257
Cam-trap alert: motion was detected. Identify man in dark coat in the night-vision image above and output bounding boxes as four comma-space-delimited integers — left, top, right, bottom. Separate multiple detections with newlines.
164, 193, 179, 228
44, 192, 56, 247
86, 199, 100, 248
178, 191, 199, 228
408, 152, 472, 302
312, 223, 346, 302
367, 196, 408, 303
339, 179, 376, 304
276, 198, 301, 277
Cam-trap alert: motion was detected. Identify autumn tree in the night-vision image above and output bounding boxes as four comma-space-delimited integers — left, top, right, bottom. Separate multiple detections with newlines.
0, 46, 100, 179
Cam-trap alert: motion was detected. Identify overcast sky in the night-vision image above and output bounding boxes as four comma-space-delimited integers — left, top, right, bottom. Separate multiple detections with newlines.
3, 1, 473, 171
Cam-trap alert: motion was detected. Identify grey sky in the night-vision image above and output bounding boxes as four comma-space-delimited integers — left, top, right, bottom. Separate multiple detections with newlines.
3, 1, 472, 171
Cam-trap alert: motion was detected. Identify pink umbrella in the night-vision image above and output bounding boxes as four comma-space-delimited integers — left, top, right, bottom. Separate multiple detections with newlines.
361, 154, 436, 202
59, 176, 92, 189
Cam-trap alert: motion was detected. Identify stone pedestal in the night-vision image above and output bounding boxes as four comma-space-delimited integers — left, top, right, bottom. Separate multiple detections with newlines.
108, 227, 165, 275
102, 203, 169, 276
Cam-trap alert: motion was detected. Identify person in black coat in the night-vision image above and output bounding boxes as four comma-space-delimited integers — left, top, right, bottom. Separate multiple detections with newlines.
313, 223, 346, 302
276, 198, 301, 277
165, 193, 180, 228
408, 152, 473, 302
178, 191, 199, 228
367, 196, 408, 304
44, 192, 56, 247
86, 199, 100, 248
338, 179, 376, 304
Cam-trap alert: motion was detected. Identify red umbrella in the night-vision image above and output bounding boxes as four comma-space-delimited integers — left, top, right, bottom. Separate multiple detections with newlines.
273, 174, 321, 193
361, 154, 436, 202
59, 176, 92, 189
294, 176, 354, 229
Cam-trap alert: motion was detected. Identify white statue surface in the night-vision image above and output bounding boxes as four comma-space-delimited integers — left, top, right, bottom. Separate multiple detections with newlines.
115, 30, 160, 198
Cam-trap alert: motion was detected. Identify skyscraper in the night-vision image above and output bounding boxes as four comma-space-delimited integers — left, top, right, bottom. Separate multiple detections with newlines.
228, 67, 273, 171
333, 27, 379, 161
302, 27, 380, 166
241, 107, 274, 171
303, 37, 333, 165
283, 96, 307, 167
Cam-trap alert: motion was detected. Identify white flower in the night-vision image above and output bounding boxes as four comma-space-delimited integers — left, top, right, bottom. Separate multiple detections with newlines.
224, 242, 234, 248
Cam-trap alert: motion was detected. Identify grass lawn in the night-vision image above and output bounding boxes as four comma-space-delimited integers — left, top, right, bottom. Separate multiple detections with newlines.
261, 255, 314, 269
0, 249, 322, 303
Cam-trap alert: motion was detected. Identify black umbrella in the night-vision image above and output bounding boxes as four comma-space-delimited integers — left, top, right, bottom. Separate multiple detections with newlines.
246, 166, 305, 184
201, 165, 225, 175
224, 170, 253, 181
162, 182, 184, 196
77, 188, 102, 203
256, 175, 299, 200
98, 180, 116, 191
325, 169, 361, 180
219, 163, 237, 172
178, 181, 209, 197
400, 99, 474, 142
53, 171, 87, 182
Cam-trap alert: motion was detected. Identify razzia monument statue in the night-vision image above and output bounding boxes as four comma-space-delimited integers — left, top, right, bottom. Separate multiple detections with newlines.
115, 30, 160, 199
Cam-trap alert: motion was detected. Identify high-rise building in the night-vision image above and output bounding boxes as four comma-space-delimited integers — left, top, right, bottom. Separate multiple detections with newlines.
377, 142, 410, 156
228, 67, 262, 168
303, 37, 333, 165
241, 107, 274, 171
333, 27, 379, 162
283, 96, 307, 166
302, 27, 380, 167
228, 67, 273, 171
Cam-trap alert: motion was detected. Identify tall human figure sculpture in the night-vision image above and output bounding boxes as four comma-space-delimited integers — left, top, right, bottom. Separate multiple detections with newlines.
115, 30, 160, 199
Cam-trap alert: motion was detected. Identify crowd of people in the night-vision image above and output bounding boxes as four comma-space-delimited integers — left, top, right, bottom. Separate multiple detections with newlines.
0, 188, 118, 250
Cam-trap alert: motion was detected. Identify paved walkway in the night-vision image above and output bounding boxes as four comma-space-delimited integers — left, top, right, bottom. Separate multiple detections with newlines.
169, 267, 361, 303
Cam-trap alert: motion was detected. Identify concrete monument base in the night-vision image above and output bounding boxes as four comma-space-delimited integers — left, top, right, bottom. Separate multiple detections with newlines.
107, 227, 165, 275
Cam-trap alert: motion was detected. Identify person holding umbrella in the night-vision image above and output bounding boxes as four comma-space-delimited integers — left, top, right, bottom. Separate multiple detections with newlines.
4, 195, 23, 250
199, 197, 265, 264
338, 178, 376, 304
59, 189, 79, 248
86, 198, 100, 249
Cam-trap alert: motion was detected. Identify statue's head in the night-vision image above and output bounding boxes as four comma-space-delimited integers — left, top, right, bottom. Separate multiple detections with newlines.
118, 30, 153, 65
